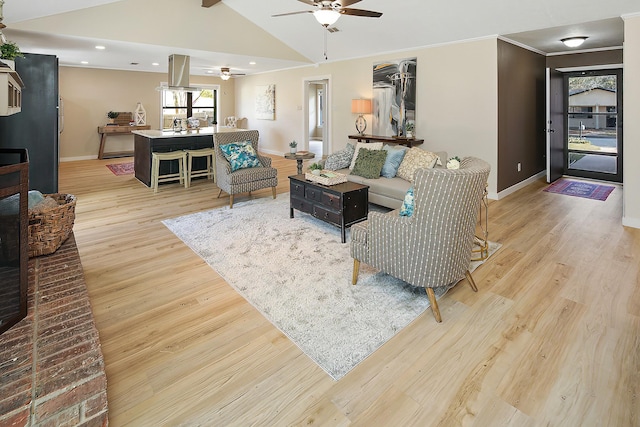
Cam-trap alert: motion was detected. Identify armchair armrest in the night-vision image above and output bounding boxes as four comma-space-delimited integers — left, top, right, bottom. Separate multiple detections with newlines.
367, 211, 412, 274
258, 154, 272, 167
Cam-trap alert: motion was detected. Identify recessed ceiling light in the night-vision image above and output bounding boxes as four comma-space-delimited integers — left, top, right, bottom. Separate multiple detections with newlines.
95, 45, 106, 50
152, 62, 160, 66
206, 70, 214, 74
81, 61, 89, 64
561, 37, 588, 48
249, 61, 256, 65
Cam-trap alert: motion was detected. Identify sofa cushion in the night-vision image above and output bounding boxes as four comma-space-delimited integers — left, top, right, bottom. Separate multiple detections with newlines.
220, 140, 261, 171
399, 187, 414, 217
350, 142, 383, 170
351, 148, 388, 179
324, 143, 355, 170
396, 148, 439, 182
381, 145, 408, 178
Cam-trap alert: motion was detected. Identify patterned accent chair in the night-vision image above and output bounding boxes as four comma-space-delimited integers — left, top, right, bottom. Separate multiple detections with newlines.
214, 130, 278, 208
351, 157, 491, 322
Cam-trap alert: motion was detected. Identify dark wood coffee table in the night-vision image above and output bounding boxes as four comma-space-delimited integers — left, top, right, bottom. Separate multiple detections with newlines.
289, 174, 369, 243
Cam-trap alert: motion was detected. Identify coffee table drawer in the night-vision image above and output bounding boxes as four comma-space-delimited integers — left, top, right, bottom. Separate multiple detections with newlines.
291, 195, 313, 214
322, 192, 342, 211
305, 186, 323, 202
313, 205, 341, 226
290, 181, 305, 198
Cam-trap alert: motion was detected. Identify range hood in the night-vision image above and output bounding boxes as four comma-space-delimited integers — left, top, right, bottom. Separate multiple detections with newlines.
162, 54, 202, 91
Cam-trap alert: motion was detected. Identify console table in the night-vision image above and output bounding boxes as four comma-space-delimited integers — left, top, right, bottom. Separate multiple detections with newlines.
348, 134, 424, 148
97, 125, 151, 159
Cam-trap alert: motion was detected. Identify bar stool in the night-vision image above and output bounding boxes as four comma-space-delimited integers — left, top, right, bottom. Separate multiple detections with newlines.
151, 151, 188, 193
184, 147, 216, 187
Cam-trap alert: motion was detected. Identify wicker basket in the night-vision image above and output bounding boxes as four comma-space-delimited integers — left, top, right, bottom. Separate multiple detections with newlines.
28, 193, 76, 258
305, 170, 347, 186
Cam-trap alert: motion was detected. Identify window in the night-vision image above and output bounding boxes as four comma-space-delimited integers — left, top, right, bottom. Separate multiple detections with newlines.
160, 85, 218, 129
568, 106, 593, 119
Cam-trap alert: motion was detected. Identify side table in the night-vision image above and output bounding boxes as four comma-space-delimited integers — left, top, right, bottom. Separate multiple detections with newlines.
284, 152, 316, 174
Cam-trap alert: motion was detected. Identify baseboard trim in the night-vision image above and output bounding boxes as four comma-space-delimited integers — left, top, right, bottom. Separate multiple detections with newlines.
622, 216, 640, 229
60, 155, 98, 162
493, 171, 546, 200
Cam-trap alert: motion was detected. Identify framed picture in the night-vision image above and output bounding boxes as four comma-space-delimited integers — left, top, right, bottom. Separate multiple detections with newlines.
372, 58, 416, 137
256, 84, 276, 120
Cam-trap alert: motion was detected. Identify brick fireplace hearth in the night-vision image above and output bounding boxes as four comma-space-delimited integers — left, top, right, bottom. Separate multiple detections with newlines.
0, 234, 108, 426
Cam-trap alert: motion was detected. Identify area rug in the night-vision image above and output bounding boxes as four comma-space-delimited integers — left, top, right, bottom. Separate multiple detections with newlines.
543, 178, 615, 201
162, 194, 500, 380
106, 162, 134, 176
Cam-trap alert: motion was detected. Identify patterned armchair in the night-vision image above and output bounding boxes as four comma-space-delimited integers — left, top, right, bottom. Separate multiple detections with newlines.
351, 157, 491, 322
214, 130, 278, 208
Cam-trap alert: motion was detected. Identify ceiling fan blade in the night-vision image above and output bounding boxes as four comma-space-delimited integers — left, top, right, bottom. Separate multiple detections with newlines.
201, 0, 221, 7
297, 0, 319, 6
341, 8, 382, 18
272, 10, 314, 17
339, 0, 363, 7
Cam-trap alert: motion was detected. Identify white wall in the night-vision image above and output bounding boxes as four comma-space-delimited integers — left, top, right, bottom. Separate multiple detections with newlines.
234, 37, 499, 194
623, 14, 640, 228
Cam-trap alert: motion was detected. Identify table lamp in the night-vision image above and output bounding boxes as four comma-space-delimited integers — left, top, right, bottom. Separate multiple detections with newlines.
351, 99, 372, 135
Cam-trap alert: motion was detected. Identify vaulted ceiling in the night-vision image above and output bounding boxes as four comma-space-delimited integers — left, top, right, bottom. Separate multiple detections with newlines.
1, 0, 638, 77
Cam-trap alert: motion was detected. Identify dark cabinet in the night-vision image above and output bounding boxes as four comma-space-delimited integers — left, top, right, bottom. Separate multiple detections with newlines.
289, 175, 368, 243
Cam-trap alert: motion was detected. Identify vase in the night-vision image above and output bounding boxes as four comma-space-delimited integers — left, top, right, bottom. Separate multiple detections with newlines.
290, 148, 297, 154
311, 169, 321, 176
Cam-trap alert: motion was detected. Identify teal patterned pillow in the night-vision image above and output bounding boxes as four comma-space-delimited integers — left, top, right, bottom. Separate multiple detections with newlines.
399, 186, 414, 217
220, 140, 261, 171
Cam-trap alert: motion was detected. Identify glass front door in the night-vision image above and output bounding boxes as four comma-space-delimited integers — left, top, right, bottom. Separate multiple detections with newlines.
565, 69, 622, 182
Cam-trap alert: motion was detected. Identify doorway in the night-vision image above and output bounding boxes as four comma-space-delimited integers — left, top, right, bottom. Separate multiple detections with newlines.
565, 69, 622, 182
303, 77, 330, 159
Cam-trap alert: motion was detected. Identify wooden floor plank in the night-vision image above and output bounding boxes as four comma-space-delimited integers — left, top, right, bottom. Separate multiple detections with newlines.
57, 157, 640, 426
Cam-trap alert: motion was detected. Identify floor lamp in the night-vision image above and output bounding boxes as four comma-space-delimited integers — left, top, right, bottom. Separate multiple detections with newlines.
352, 99, 372, 135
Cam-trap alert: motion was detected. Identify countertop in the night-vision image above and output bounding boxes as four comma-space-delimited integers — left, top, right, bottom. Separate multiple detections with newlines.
131, 126, 247, 139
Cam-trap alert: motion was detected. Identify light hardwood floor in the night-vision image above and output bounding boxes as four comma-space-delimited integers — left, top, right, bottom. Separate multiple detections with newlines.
59, 156, 640, 426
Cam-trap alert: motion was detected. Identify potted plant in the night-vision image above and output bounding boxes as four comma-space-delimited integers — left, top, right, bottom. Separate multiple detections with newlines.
289, 140, 298, 154
107, 111, 120, 124
308, 162, 323, 175
405, 121, 415, 138
0, 41, 24, 70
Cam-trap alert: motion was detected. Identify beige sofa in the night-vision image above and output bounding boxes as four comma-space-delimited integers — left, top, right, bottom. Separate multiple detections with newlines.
332, 151, 448, 210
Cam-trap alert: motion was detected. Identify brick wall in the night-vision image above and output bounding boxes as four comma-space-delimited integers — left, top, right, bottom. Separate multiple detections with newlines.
0, 234, 108, 426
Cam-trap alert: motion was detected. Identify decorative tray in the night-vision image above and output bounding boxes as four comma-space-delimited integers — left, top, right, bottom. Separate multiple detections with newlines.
305, 170, 347, 186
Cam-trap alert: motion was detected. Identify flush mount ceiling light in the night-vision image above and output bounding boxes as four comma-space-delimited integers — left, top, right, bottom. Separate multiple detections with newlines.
220, 68, 231, 80
561, 36, 588, 48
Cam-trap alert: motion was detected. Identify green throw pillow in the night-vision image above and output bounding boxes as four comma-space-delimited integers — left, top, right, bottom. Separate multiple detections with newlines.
351, 148, 388, 179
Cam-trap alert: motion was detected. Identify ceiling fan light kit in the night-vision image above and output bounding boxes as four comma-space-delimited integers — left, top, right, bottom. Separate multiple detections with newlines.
314, 9, 341, 26
561, 36, 588, 48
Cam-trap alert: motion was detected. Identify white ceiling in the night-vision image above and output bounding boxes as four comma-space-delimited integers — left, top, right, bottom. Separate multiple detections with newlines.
1, 0, 638, 77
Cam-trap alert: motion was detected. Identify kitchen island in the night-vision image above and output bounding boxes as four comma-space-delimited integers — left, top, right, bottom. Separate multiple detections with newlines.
132, 126, 243, 187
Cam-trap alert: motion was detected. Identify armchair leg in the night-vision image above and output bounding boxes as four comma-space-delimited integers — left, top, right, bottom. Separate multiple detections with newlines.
465, 270, 478, 292
229, 194, 234, 209
352, 259, 360, 285
426, 288, 442, 323
272, 186, 277, 199
217, 189, 223, 198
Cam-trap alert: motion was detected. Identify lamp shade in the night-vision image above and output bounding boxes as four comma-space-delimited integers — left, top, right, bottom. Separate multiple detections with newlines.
351, 99, 372, 114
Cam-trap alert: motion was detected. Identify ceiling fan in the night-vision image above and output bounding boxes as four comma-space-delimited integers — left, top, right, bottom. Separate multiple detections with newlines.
219, 67, 245, 80
273, 0, 382, 27
201, 0, 222, 7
